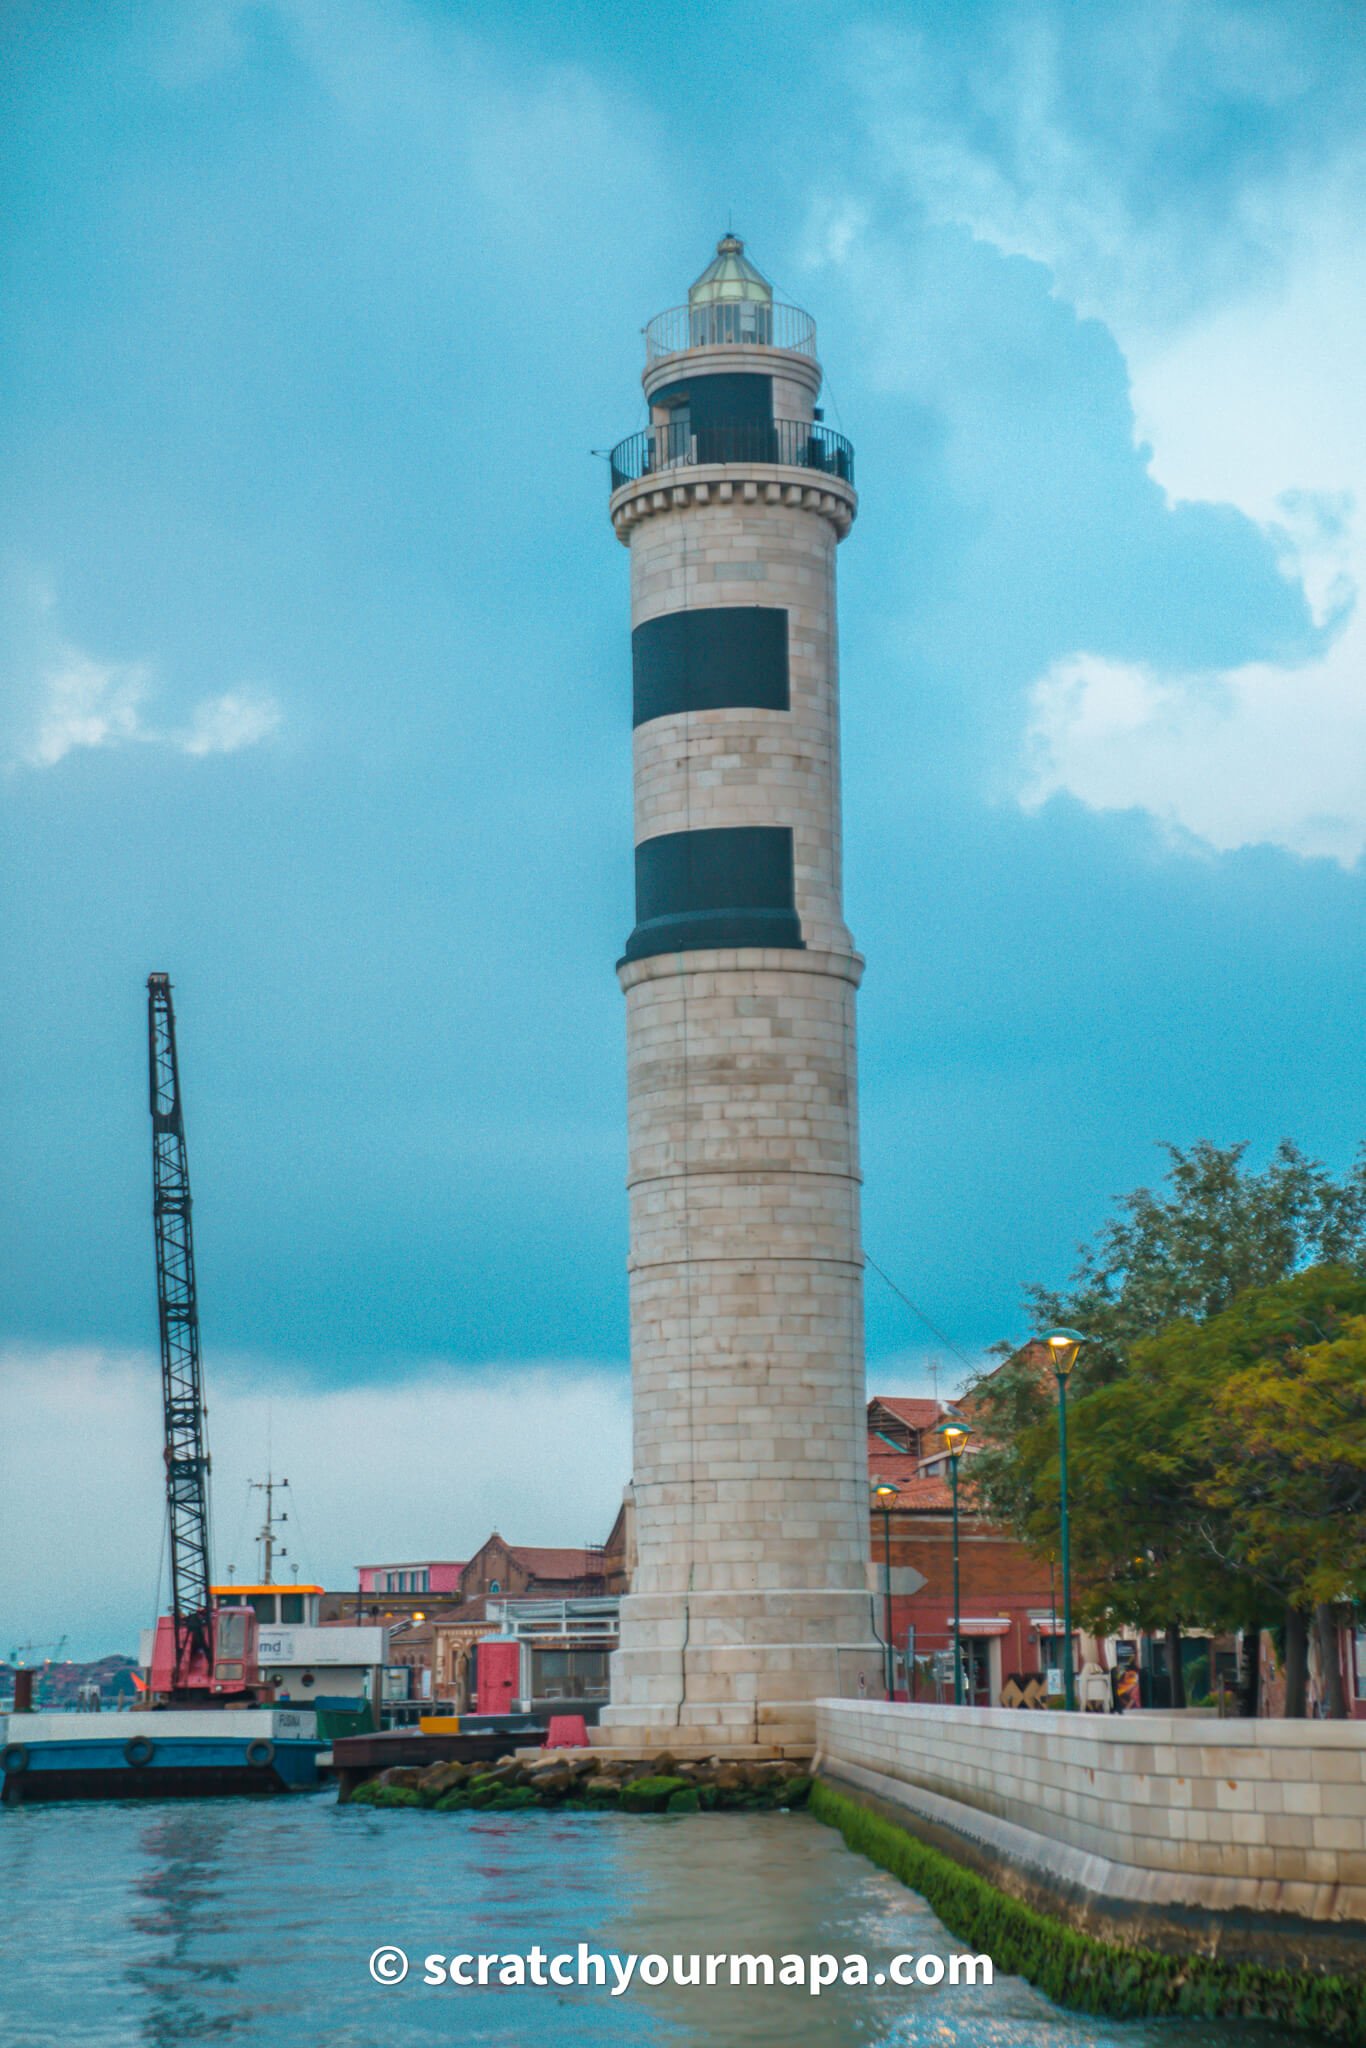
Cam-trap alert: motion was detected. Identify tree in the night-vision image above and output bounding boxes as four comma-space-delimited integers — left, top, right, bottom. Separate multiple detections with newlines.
1026, 1139, 1366, 1384
993, 1270, 1366, 1715
972, 1140, 1366, 1547
1203, 1311, 1366, 1717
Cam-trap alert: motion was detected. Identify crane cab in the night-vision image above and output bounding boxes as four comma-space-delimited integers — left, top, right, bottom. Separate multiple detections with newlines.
148, 1603, 264, 1703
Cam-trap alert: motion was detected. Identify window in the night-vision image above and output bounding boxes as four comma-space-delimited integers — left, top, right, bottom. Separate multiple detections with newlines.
530, 1648, 610, 1701
489, 1579, 501, 1595
279, 1594, 304, 1624
244, 1594, 275, 1622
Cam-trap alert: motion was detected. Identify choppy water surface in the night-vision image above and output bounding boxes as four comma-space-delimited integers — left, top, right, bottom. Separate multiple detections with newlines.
0, 1798, 1300, 2047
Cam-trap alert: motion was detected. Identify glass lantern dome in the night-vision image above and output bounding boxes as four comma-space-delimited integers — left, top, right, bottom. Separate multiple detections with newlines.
687, 233, 773, 348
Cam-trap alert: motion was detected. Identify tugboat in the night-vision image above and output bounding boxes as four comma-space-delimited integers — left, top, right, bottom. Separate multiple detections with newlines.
1, 975, 326, 1803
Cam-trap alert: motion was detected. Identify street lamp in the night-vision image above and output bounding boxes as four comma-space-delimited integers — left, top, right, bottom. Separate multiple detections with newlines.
936, 1413, 972, 1706
1042, 1327, 1088, 1711
871, 1478, 900, 1699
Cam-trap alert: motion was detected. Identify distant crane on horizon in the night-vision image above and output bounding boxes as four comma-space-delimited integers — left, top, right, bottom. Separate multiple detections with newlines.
7, 1636, 69, 1667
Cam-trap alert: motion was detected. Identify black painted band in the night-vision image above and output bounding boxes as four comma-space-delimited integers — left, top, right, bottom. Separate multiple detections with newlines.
633, 607, 789, 727
624, 825, 803, 962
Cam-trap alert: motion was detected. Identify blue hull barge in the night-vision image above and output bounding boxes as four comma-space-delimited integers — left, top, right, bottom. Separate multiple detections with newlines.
1, 1708, 325, 1803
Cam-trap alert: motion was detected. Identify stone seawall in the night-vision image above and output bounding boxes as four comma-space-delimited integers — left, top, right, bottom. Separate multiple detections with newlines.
815, 1699, 1366, 1973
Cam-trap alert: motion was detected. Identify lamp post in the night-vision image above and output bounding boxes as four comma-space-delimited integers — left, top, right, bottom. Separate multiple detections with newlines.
1041, 1327, 1087, 1711
936, 1413, 972, 1706
871, 1479, 900, 1699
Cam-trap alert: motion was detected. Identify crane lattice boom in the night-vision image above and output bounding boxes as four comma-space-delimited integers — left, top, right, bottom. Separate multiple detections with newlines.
147, 973, 212, 1667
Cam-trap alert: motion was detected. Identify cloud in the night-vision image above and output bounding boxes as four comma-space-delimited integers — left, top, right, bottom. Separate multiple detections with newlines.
23, 647, 151, 767
826, 7, 1366, 866
179, 689, 283, 757
0, 1346, 631, 1661
1021, 649, 1366, 865
15, 633, 282, 769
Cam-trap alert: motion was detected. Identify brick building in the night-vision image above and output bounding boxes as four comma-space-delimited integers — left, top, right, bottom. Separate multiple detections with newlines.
335, 1508, 633, 1706
866, 1394, 1065, 1705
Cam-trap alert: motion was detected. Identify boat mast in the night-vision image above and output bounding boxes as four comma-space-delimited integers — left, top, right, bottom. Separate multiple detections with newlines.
251, 1472, 291, 1583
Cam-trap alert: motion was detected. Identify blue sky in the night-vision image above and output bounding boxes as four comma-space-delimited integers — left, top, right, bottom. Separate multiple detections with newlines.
4, 0, 1365, 1647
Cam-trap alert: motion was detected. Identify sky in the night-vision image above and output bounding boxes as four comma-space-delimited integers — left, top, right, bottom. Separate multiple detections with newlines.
3, 0, 1365, 1655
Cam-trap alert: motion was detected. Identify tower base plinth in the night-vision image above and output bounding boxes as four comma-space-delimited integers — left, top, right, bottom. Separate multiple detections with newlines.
594, 1589, 884, 1752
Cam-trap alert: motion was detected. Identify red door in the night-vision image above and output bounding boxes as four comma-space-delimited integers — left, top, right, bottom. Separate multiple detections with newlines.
476, 1639, 519, 1715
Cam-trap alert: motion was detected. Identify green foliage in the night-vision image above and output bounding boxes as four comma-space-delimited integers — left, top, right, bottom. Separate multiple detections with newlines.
811, 1782, 1366, 2041
1207, 1313, 1366, 1608
1029, 1140, 1366, 1377
619, 1774, 692, 1813
1010, 1268, 1366, 1631
665, 1787, 700, 1813
968, 1136, 1366, 1648
974, 1143, 1366, 1529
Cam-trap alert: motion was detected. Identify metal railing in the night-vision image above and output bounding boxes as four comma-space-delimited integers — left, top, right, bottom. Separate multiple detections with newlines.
644, 300, 817, 360
485, 1597, 621, 1642
610, 416, 854, 492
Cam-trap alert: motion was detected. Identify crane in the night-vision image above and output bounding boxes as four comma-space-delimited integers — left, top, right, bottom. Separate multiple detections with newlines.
7, 1637, 69, 1667
146, 973, 261, 1704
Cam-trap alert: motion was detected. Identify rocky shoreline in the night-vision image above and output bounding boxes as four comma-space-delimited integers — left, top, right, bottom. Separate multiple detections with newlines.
343, 1749, 814, 1815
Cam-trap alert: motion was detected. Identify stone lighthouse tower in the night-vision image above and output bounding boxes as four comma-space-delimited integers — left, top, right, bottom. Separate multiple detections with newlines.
601, 237, 881, 1749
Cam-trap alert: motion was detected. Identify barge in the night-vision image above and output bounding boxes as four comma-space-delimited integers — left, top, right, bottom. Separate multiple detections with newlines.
1, 1706, 326, 1803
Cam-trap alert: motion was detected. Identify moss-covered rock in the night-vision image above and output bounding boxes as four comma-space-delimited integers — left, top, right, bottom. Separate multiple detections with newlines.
433, 1788, 472, 1812
418, 1761, 468, 1803
620, 1774, 692, 1814
369, 1784, 423, 1809
488, 1785, 539, 1810
665, 1787, 700, 1814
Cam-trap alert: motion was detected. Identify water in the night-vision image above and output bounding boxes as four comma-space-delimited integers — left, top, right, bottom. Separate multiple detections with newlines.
0, 1799, 1300, 2047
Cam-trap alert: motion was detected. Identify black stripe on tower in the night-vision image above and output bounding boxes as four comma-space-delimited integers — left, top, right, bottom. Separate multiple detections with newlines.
633, 607, 789, 727
623, 826, 803, 963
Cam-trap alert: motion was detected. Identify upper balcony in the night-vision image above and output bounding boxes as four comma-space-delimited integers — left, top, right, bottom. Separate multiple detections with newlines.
644, 298, 818, 362
610, 416, 854, 493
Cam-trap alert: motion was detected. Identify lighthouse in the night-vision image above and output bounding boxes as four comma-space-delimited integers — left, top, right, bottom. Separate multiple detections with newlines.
599, 236, 882, 1748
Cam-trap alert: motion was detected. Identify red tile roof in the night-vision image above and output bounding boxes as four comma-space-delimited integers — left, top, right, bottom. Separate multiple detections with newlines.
866, 1434, 978, 1513
872, 1395, 944, 1431
508, 1545, 603, 1580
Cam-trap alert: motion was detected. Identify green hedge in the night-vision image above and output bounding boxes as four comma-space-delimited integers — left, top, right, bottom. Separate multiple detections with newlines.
810, 1781, 1366, 2044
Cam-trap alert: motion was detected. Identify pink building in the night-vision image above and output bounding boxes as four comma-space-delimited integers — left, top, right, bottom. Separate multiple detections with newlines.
357, 1561, 464, 1597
